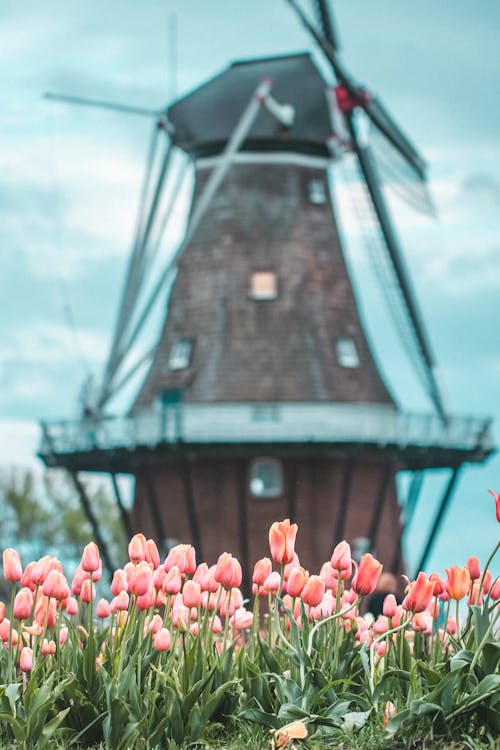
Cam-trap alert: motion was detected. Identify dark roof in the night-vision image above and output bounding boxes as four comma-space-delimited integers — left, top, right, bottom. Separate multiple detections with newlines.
167, 53, 332, 157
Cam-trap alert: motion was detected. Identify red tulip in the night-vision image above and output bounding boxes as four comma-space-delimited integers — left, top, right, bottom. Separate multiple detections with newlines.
446, 565, 471, 601
3, 548, 22, 583
352, 554, 382, 596
466, 556, 481, 581
13, 588, 33, 620
487, 489, 500, 522
402, 572, 435, 613
81, 543, 101, 573
301, 575, 325, 607
269, 519, 298, 566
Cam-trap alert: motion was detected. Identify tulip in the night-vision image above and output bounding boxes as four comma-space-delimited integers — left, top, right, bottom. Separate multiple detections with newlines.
402, 572, 435, 613
489, 579, 500, 600
412, 611, 433, 634
487, 489, 500, 522
136, 585, 156, 610
164, 544, 196, 575
352, 554, 382, 596
231, 607, 254, 631
466, 556, 481, 581
215, 552, 242, 589
383, 593, 397, 618
41, 639, 56, 655
429, 572, 445, 597
446, 565, 471, 601
319, 562, 339, 593
3, 548, 22, 583
23, 621, 43, 637
311, 590, 335, 619
0, 602, 5, 623
148, 613, 163, 634
20, 561, 36, 591
446, 617, 457, 635
162, 565, 182, 595
43, 570, 70, 601
269, 519, 298, 565
382, 701, 396, 728
96, 599, 111, 618
331, 541, 352, 578
212, 615, 223, 633
262, 571, 281, 594
80, 579, 96, 604
128, 533, 148, 563
283, 553, 300, 580
19, 646, 33, 672
182, 580, 202, 608
153, 627, 171, 651
34, 595, 56, 628
146, 539, 160, 569
111, 569, 128, 596
81, 542, 101, 573
129, 561, 153, 597
13, 588, 33, 620
301, 575, 325, 608
252, 557, 272, 587
65, 597, 79, 616
482, 570, 492, 594
111, 590, 129, 612
71, 565, 89, 596
0, 619, 11, 642
31, 556, 59, 586
286, 566, 309, 598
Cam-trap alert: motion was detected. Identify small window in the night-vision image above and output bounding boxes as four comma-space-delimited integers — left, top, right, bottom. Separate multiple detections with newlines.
336, 337, 359, 368
308, 179, 326, 205
168, 340, 193, 370
250, 271, 278, 300
249, 458, 283, 498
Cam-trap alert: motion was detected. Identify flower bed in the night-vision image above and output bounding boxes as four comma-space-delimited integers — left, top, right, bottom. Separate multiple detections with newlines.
0, 493, 499, 749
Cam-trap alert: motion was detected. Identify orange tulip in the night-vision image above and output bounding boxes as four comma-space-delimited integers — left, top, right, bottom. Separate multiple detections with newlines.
81, 542, 101, 573
3, 548, 22, 583
402, 572, 435, 613
352, 553, 382, 596
446, 565, 471, 601
215, 552, 242, 589
301, 575, 325, 607
287, 566, 309, 598
273, 720, 308, 748
252, 557, 272, 587
269, 519, 298, 566
164, 544, 196, 575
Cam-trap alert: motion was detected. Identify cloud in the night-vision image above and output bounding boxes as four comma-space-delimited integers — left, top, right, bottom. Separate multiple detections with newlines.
0, 419, 41, 466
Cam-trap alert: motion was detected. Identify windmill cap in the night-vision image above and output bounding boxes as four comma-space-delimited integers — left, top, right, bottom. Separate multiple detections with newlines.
167, 52, 332, 158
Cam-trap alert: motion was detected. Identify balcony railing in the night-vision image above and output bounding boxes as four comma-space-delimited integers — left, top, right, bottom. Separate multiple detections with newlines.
40, 402, 494, 457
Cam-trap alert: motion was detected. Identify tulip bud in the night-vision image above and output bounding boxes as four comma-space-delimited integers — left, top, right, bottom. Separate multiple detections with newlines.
81, 543, 101, 573
145, 539, 160, 569
13, 587, 33, 620
65, 597, 79, 616
352, 554, 382, 597
383, 593, 397, 618
445, 565, 471, 601
96, 599, 111, 618
3, 548, 23, 583
287, 566, 308, 598
252, 557, 272, 587
301, 575, 325, 607
182, 580, 202, 608
153, 627, 171, 651
466, 556, 481, 581
269, 519, 298, 566
80, 579, 96, 603
20, 646, 33, 672
128, 533, 148, 563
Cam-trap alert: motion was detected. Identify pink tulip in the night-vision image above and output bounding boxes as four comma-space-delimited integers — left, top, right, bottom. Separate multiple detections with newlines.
13, 588, 33, 620
153, 627, 171, 651
164, 544, 196, 575
96, 599, 111, 618
331, 541, 352, 578
287, 566, 309, 598
383, 594, 397, 618
129, 561, 153, 597
65, 597, 78, 616
162, 565, 182, 595
81, 542, 101, 573
446, 566, 471, 601
136, 585, 156, 611
3, 548, 22, 583
352, 554, 382, 596
301, 575, 325, 608
215, 553, 242, 589
128, 533, 148, 563
269, 519, 298, 566
111, 569, 128, 596
402, 572, 435, 613
41, 639, 56, 655
487, 489, 500, 522
252, 557, 273, 587
19, 646, 33, 672
42, 570, 70, 601
182, 580, 202, 608
145, 539, 160, 569
20, 561, 36, 591
80, 579, 96, 604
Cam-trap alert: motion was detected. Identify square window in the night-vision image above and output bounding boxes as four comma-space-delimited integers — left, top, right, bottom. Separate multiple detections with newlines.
249, 458, 283, 498
308, 179, 326, 205
250, 271, 278, 300
168, 340, 193, 370
336, 337, 360, 368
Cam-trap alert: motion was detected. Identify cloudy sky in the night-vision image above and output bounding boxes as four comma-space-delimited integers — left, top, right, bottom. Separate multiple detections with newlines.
1, 0, 499, 575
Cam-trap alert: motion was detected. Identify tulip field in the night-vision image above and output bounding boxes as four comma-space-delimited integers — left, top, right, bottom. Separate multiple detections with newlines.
0, 493, 499, 749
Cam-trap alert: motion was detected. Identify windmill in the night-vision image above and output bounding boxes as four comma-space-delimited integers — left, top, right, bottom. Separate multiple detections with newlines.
40, 1, 493, 584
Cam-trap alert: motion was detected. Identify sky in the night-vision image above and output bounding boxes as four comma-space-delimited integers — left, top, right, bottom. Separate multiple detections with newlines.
1, 0, 499, 576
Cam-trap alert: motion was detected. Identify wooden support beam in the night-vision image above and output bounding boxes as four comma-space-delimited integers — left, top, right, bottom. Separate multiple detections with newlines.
415, 466, 462, 576
110, 473, 133, 541
141, 464, 167, 551
236, 460, 250, 596
286, 461, 298, 523
367, 462, 393, 553
69, 470, 116, 577
178, 455, 202, 559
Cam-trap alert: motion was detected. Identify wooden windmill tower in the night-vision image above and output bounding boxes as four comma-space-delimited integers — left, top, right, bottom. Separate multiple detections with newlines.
40, 1, 493, 584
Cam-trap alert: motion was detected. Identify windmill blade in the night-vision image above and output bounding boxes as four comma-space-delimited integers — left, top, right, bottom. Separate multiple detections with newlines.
44, 91, 163, 119
311, 0, 340, 51
368, 124, 435, 216
286, 0, 427, 182
347, 115, 447, 421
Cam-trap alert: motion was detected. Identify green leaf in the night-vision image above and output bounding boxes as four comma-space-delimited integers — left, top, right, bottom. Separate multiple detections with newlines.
342, 710, 370, 731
